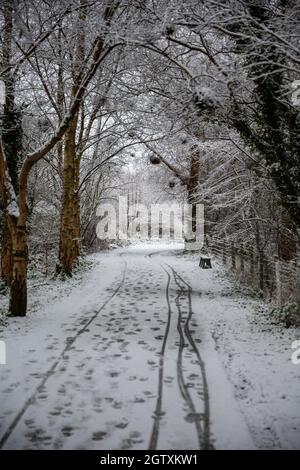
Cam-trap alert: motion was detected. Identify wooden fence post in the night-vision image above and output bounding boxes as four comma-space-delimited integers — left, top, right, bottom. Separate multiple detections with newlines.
259, 250, 264, 291
231, 241, 236, 270
206, 235, 210, 250
250, 247, 254, 276
264, 256, 271, 294
274, 255, 282, 307
240, 243, 244, 272
222, 239, 227, 264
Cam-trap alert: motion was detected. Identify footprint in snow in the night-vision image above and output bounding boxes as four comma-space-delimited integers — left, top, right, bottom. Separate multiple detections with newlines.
92, 431, 107, 441
61, 425, 74, 437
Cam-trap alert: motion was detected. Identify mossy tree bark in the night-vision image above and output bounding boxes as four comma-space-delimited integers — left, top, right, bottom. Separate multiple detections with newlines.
0, 1, 121, 315
1, 0, 22, 287
57, 0, 87, 276
58, 116, 81, 276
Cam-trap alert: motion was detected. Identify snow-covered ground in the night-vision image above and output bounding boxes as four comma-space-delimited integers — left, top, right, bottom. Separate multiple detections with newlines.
0, 243, 299, 450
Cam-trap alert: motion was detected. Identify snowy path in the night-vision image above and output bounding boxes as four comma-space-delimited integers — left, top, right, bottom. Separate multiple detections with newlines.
0, 244, 299, 449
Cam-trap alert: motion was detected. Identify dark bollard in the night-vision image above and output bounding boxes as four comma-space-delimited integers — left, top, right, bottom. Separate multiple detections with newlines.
199, 257, 212, 269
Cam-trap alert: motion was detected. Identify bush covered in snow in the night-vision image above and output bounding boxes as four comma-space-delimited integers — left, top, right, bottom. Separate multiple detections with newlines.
270, 302, 300, 328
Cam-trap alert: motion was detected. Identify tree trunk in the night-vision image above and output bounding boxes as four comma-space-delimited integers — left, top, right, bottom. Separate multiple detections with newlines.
57, 0, 87, 276
0, 0, 19, 287
9, 224, 28, 316
1, 143, 29, 317
58, 116, 81, 276
277, 209, 297, 261
187, 150, 199, 234
1, 217, 13, 285
7, 155, 32, 316
185, 149, 199, 250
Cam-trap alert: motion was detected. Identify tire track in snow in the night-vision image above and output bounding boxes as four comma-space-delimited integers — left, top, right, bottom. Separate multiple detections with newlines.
172, 269, 203, 449
148, 266, 172, 450
168, 264, 212, 449
147, 251, 177, 449
147, 249, 212, 449
0, 258, 127, 450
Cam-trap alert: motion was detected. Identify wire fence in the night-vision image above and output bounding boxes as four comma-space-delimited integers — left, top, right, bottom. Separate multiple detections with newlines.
206, 236, 300, 307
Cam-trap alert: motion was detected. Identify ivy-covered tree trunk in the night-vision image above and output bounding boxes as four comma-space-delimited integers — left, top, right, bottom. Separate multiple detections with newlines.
0, 0, 23, 286
1, 219, 13, 285
0, 138, 28, 317
1, 107, 23, 285
9, 223, 28, 316
229, 0, 300, 241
